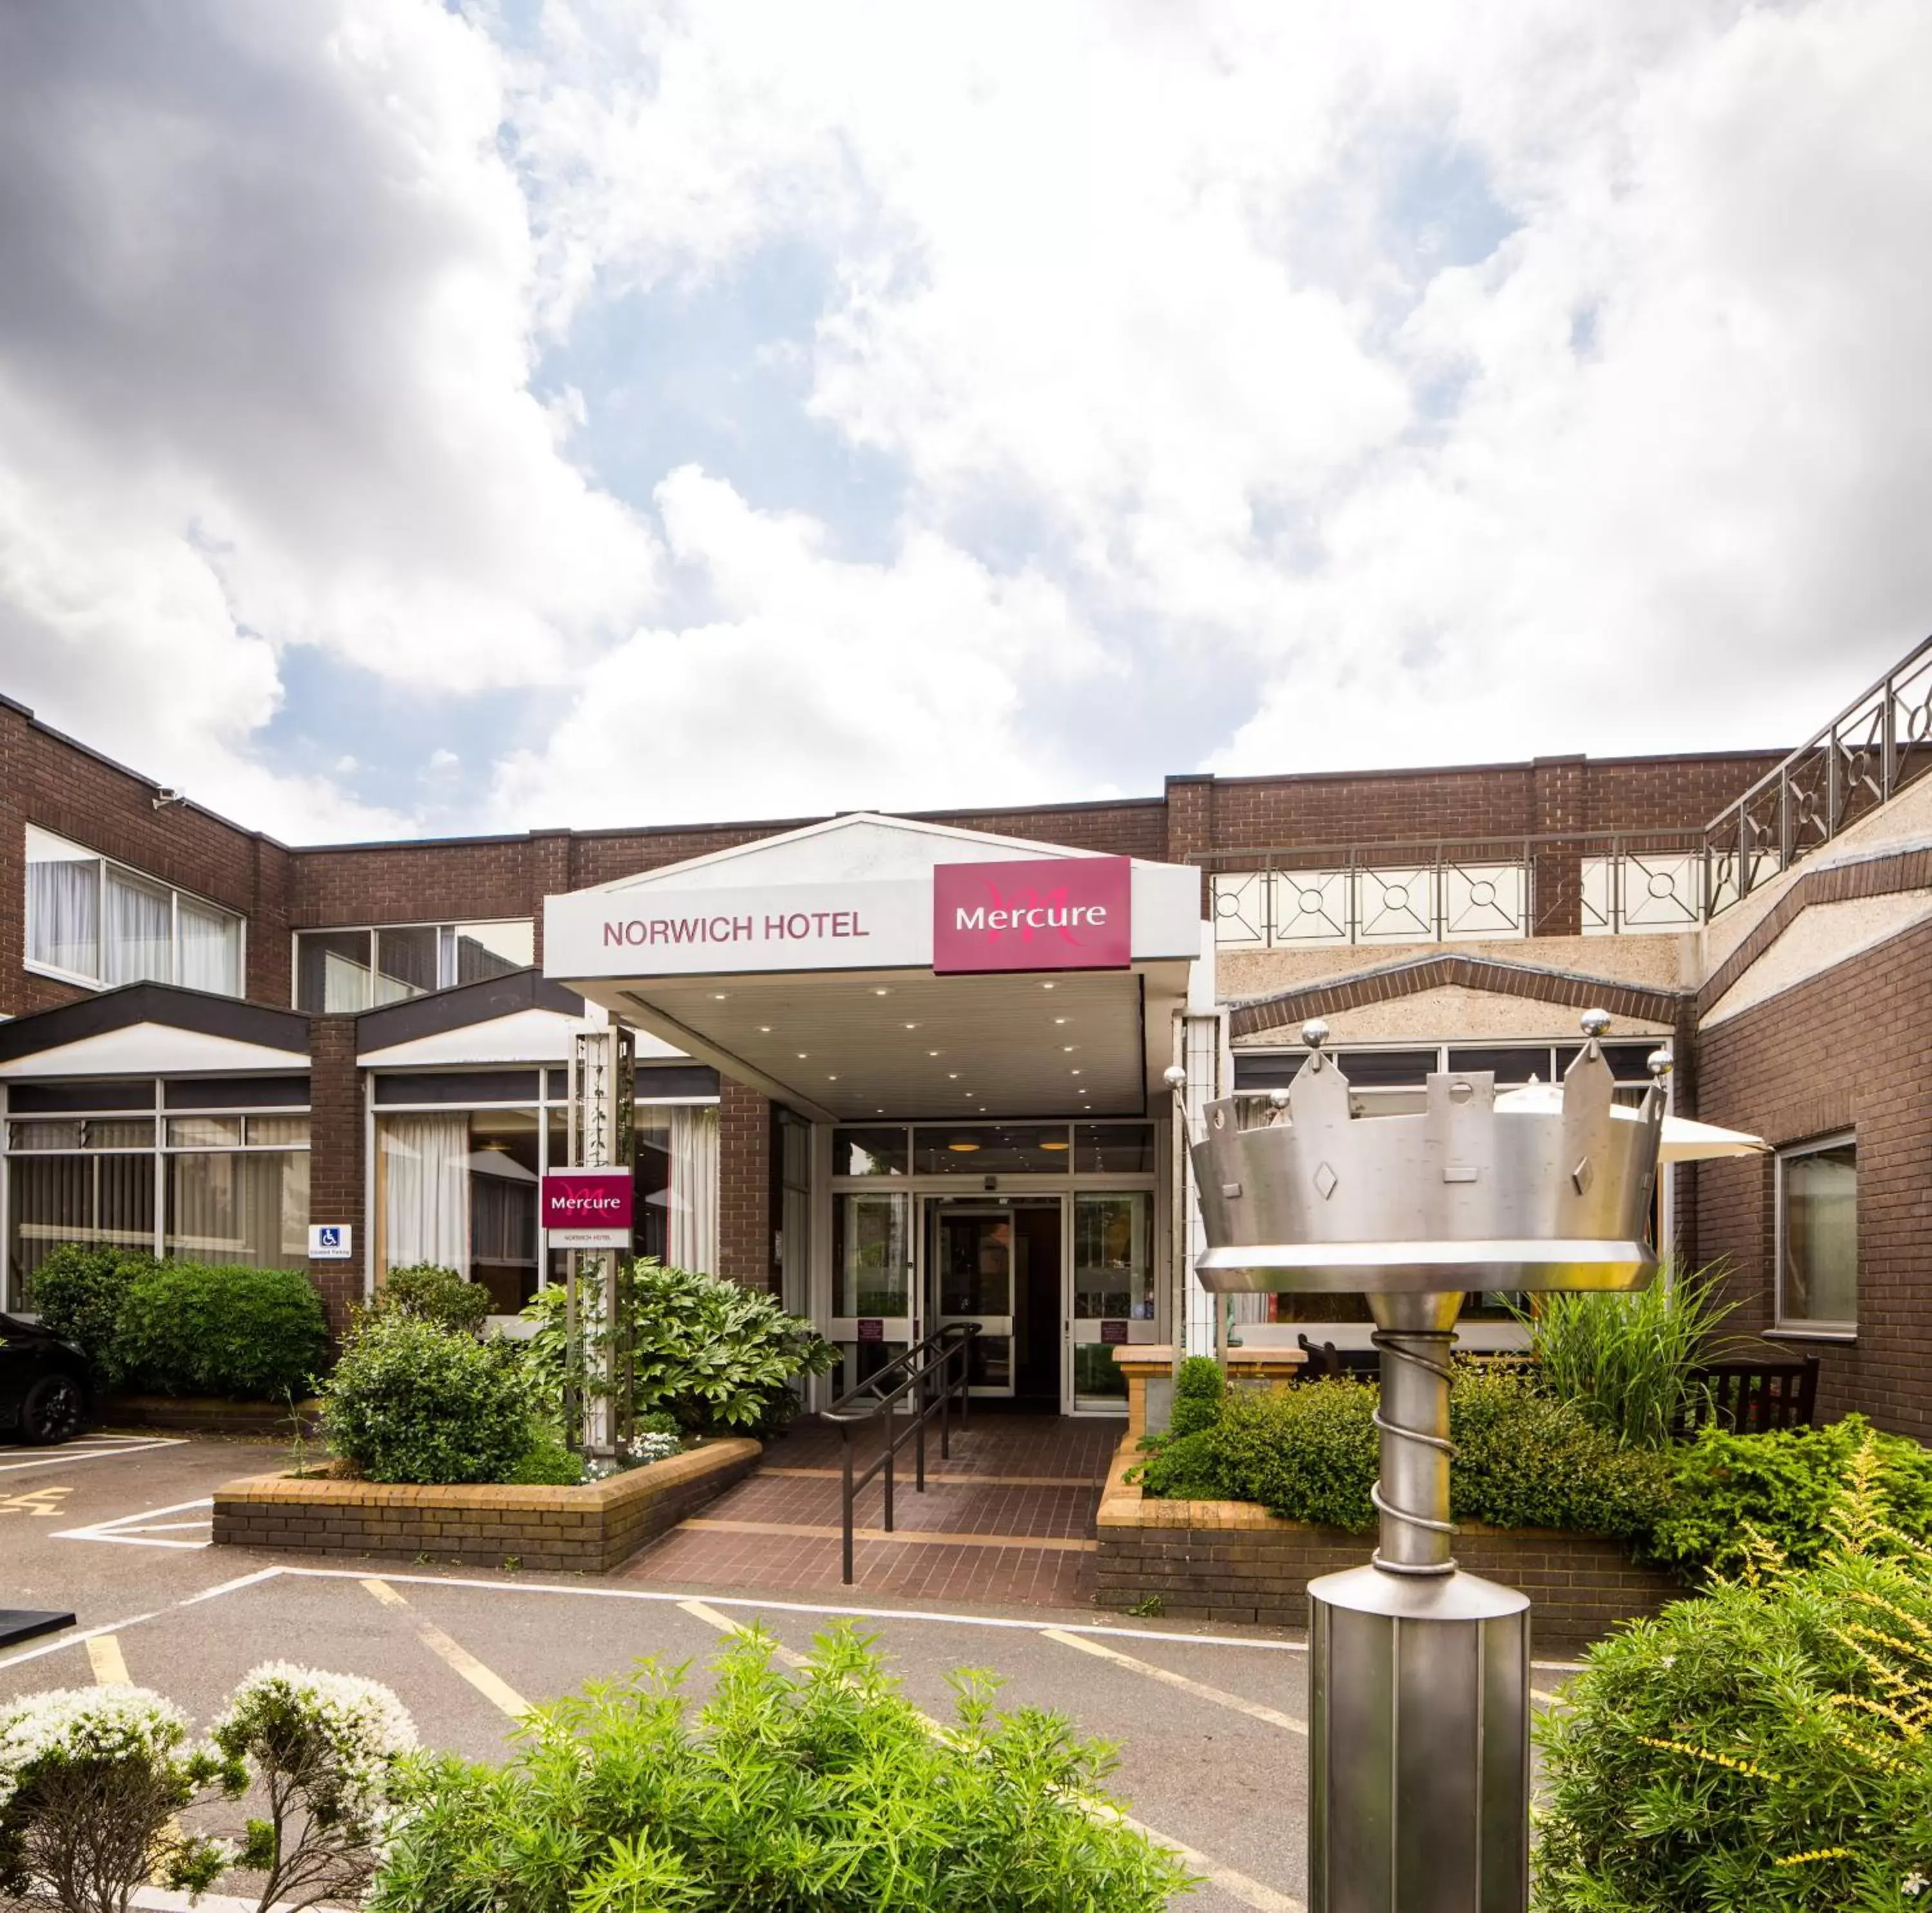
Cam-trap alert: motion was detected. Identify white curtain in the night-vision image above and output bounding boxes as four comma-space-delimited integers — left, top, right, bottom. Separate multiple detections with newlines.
26, 844, 99, 977
668, 1105, 719, 1275
178, 899, 242, 996
105, 870, 173, 985
381, 1114, 470, 1273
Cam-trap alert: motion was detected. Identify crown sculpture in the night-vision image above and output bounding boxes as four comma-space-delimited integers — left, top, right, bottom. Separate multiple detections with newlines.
1191, 1007, 1663, 1297
1177, 1009, 1668, 1913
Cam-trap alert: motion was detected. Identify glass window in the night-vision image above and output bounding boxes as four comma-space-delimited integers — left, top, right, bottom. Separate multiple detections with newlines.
1074, 1192, 1153, 1320
8, 1121, 84, 1152
1446, 1047, 1553, 1083
169, 1117, 243, 1148
1334, 1051, 1439, 1088
8, 1152, 158, 1306
167, 1150, 310, 1268
833, 1191, 908, 1317
833, 1127, 909, 1177
466, 1109, 541, 1314
104, 868, 173, 986
25, 828, 100, 979
375, 926, 439, 1003
24, 826, 242, 996
913, 1125, 1072, 1174
1779, 1138, 1857, 1329
245, 1116, 310, 1148
450, 920, 533, 985
1075, 1123, 1154, 1174
296, 931, 375, 1013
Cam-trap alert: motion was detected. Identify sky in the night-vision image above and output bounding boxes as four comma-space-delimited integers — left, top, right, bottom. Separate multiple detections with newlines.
2, 0, 1930, 845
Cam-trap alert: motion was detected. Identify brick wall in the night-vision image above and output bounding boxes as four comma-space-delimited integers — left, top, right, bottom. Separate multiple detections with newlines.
305, 1016, 365, 1329
716, 1081, 775, 1291
1690, 916, 1932, 1439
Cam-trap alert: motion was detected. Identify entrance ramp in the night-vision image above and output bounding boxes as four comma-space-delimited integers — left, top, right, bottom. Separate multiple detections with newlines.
620, 1416, 1121, 1610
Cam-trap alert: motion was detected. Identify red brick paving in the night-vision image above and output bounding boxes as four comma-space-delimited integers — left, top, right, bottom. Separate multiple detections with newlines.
621, 1414, 1123, 1608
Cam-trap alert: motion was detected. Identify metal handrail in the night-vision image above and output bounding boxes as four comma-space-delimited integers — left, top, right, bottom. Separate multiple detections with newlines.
821, 1323, 979, 1585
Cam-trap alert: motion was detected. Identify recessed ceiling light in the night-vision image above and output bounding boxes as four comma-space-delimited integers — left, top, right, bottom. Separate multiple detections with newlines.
873, 987, 891, 996
928, 1050, 940, 1058
1054, 1017, 1067, 1025
1039, 1137, 1070, 1152
1062, 1045, 1075, 1052
1041, 982, 1056, 991
712, 993, 728, 1000
797, 1052, 808, 1060
758, 1025, 772, 1033
828, 1074, 838, 1081
1071, 1069, 1082, 1076
949, 1072, 960, 1080
947, 1138, 981, 1153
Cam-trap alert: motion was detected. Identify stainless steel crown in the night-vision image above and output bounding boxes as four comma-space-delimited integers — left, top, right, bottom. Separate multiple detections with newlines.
1189, 1016, 1663, 1295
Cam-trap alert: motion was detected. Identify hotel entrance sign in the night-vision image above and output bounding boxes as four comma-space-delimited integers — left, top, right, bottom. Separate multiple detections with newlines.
933, 857, 1132, 975
542, 1169, 634, 1249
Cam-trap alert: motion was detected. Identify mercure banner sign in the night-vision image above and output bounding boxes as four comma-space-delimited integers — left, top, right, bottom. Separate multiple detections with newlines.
933, 856, 1132, 974
542, 1169, 634, 1248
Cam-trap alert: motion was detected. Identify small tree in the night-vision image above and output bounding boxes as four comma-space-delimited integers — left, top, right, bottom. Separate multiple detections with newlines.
0, 1685, 242, 1913
209, 1664, 419, 1913
370, 1262, 492, 1337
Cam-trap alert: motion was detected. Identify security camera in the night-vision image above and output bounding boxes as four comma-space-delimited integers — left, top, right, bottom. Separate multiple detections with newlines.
152, 788, 186, 810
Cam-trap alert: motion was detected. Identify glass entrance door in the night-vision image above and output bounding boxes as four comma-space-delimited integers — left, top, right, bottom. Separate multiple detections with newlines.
930, 1204, 1016, 1396
1066, 1191, 1154, 1413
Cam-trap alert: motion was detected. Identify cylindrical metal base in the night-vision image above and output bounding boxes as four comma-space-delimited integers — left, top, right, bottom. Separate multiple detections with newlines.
1308, 1565, 1530, 1913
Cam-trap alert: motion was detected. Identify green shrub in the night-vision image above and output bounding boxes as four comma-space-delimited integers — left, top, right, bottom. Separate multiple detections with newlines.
1518, 1260, 1737, 1447
1168, 1355, 1226, 1439
1649, 1413, 1932, 1581
371, 1263, 491, 1337
366, 1623, 1195, 1912
1136, 1427, 1224, 1500
320, 1315, 537, 1485
504, 1434, 583, 1487
1535, 1443, 1932, 1912
1211, 1378, 1379, 1530
521, 1259, 838, 1437
111, 1262, 328, 1402
1450, 1364, 1672, 1541
24, 1244, 160, 1384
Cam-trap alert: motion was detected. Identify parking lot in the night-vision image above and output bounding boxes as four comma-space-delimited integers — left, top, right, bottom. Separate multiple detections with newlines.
2, 1432, 1329, 1910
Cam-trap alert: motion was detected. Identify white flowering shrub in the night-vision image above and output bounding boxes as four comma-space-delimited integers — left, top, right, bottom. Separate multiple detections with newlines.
625, 1429, 683, 1465
0, 1683, 242, 1913
209, 1662, 418, 1913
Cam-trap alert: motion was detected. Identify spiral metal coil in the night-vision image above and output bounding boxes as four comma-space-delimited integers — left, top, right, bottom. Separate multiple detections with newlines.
1369, 1323, 1459, 1577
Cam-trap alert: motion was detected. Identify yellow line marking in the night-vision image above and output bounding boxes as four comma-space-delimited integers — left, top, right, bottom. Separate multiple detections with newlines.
360, 1578, 530, 1718
681, 1517, 1096, 1551
677, 1598, 811, 1669
1043, 1626, 1307, 1735
86, 1633, 131, 1685
676, 1598, 1302, 1910
1532, 1687, 1569, 1708
760, 1468, 1107, 1487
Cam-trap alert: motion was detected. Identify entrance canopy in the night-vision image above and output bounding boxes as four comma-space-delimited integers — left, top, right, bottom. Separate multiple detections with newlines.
544, 813, 1205, 1123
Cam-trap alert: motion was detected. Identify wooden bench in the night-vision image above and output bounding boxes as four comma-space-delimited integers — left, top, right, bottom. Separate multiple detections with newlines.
1673, 1355, 1820, 1436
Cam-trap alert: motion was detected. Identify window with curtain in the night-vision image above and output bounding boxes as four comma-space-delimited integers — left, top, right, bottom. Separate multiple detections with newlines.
668, 1105, 720, 1276
166, 1149, 310, 1268
377, 1112, 471, 1277
24, 826, 245, 996
1779, 1136, 1857, 1330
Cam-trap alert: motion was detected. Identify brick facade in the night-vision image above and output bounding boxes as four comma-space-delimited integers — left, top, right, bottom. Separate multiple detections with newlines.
716, 1081, 775, 1292
304, 1015, 365, 1329
1690, 915, 1932, 1440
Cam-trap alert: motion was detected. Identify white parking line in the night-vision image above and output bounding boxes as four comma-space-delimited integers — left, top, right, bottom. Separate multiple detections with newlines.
0, 1438, 186, 1474
1043, 1626, 1307, 1734
54, 1496, 213, 1550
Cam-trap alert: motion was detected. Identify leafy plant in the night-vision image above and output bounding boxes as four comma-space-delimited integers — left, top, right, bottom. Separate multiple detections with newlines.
1137, 1426, 1225, 1501
209, 1664, 419, 1913
366, 1623, 1195, 1912
320, 1314, 538, 1485
1517, 1260, 1738, 1447
111, 1262, 329, 1402
0, 1684, 243, 1913
370, 1263, 491, 1337
24, 1244, 160, 1386
505, 1434, 585, 1486
521, 1259, 837, 1438
1650, 1413, 1932, 1582
1168, 1355, 1226, 1439
1209, 1377, 1379, 1529
1535, 1438, 1932, 1912
1451, 1363, 1673, 1541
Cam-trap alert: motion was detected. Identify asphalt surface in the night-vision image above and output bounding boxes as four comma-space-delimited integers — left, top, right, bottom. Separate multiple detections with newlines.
1, 1432, 1320, 1911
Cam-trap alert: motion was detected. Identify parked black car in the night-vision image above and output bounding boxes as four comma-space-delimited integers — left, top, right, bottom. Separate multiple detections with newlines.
0, 1313, 91, 1444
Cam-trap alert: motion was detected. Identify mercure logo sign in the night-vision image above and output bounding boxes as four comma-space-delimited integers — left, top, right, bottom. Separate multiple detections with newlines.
932, 856, 1133, 975
542, 1170, 634, 1247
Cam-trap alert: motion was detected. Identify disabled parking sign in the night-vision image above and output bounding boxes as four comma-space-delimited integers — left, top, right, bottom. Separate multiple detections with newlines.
308, 1224, 353, 1260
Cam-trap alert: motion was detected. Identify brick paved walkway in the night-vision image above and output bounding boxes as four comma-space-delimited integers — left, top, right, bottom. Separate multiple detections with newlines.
621, 1414, 1124, 1608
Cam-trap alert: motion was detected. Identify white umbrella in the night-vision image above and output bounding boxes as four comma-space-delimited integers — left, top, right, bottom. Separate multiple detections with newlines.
1493, 1081, 1768, 1163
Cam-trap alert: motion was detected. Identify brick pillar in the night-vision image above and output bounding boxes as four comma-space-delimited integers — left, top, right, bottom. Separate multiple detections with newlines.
528, 830, 574, 968
1531, 756, 1587, 935
1164, 774, 1214, 914
306, 1016, 365, 1333
716, 1080, 775, 1292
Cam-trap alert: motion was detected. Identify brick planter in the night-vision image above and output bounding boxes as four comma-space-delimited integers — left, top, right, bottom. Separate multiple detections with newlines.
213, 1438, 761, 1573
106, 1395, 323, 1437
1094, 1436, 1681, 1646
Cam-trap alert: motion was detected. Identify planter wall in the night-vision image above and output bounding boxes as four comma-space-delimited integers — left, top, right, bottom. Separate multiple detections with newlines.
213, 1438, 760, 1573
106, 1394, 323, 1437
1094, 1436, 1680, 1646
